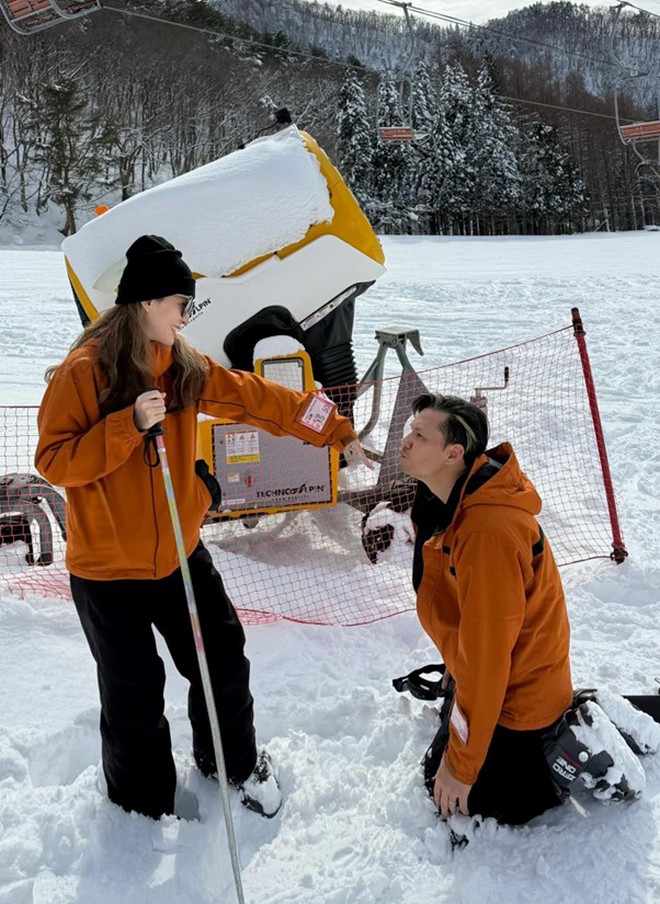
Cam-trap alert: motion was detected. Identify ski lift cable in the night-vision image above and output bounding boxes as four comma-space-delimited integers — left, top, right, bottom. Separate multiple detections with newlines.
376, 0, 644, 127
105, 3, 657, 105
375, 0, 641, 71
501, 95, 636, 122
54, 2, 641, 130
101, 4, 373, 73
101, 2, 635, 128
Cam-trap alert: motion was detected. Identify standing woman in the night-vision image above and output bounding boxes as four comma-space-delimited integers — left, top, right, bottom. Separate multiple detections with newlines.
36, 235, 366, 820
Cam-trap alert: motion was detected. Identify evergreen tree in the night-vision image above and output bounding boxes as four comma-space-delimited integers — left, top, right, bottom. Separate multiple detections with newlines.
519, 122, 588, 232
410, 63, 437, 138
432, 63, 522, 233
434, 63, 473, 228
33, 79, 117, 235
371, 77, 413, 231
469, 66, 521, 222
408, 63, 452, 231
336, 68, 374, 208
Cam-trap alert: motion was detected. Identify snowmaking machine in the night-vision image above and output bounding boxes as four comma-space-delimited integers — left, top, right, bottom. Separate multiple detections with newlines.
63, 124, 385, 396
58, 121, 423, 554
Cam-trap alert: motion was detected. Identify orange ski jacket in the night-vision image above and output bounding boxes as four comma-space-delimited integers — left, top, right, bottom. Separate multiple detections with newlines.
36, 342, 356, 581
415, 443, 573, 786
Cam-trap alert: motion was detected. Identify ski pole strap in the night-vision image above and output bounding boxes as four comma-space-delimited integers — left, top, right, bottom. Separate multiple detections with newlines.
392, 663, 447, 701
143, 422, 165, 468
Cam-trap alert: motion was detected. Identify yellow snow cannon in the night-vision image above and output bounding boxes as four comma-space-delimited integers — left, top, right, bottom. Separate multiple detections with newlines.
62, 124, 385, 409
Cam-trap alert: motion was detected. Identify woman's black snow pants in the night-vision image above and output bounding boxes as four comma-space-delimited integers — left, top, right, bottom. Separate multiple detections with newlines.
71, 542, 257, 820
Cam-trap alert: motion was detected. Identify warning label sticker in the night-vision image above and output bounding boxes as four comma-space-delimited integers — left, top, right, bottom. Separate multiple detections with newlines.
225, 429, 261, 464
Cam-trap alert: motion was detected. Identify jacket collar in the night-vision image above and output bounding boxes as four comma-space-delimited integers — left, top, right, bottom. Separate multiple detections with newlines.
150, 342, 174, 378
438, 443, 511, 532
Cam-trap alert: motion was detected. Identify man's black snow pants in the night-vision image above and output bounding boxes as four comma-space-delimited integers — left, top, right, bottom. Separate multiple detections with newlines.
71, 541, 257, 820
423, 685, 564, 826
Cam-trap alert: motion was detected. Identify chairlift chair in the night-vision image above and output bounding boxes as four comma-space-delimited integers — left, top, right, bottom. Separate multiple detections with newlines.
0, 0, 101, 35
378, 2, 427, 144
609, 2, 660, 177
620, 121, 660, 142
379, 125, 428, 142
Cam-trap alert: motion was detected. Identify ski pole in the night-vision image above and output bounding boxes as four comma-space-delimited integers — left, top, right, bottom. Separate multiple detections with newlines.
145, 421, 246, 904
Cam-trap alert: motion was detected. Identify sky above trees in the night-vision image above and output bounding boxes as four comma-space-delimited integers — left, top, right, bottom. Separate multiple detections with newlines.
302, 0, 660, 27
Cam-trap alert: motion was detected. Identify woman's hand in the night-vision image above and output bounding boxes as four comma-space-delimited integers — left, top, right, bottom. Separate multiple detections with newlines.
134, 390, 167, 432
343, 439, 374, 470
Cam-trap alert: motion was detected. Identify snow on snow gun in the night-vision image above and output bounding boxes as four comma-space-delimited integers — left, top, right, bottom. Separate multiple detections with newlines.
143, 411, 246, 904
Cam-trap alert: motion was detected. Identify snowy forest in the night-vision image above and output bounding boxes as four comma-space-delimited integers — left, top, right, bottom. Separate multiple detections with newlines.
1, 0, 659, 236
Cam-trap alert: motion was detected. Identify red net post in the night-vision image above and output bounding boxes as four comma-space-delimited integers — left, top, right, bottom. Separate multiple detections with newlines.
571, 308, 628, 563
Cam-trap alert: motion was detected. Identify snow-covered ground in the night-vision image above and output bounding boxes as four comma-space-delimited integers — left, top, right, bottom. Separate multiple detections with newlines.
1, 232, 659, 903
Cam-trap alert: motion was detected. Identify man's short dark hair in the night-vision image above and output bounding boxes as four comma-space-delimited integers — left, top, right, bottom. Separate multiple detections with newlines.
411, 393, 489, 468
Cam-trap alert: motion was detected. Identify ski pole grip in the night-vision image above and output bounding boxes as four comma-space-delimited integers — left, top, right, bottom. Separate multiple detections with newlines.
142, 386, 166, 438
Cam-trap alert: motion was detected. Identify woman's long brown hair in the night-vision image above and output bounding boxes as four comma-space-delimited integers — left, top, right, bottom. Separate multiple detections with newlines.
46, 303, 210, 415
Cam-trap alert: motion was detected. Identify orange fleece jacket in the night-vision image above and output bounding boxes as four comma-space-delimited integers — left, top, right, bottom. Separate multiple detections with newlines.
35, 342, 356, 581
416, 444, 573, 786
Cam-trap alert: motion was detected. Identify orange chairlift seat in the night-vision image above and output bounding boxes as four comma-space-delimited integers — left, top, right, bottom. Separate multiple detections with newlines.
379, 125, 427, 142
620, 121, 660, 143
380, 125, 415, 142
0, 0, 101, 34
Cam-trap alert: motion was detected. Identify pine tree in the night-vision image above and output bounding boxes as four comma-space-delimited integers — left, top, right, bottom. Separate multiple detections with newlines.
469, 66, 522, 225
34, 79, 117, 236
408, 63, 452, 231
434, 63, 473, 229
371, 77, 413, 231
432, 63, 522, 233
336, 68, 374, 209
520, 122, 588, 232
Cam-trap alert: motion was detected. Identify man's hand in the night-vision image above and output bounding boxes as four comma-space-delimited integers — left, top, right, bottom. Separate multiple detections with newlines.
343, 439, 374, 470
434, 755, 472, 819
134, 390, 167, 432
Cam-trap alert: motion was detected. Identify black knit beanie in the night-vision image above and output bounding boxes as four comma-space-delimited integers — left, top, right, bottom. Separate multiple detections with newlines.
115, 235, 196, 305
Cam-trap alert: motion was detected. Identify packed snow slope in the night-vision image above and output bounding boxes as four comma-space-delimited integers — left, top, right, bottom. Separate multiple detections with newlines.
0, 232, 659, 904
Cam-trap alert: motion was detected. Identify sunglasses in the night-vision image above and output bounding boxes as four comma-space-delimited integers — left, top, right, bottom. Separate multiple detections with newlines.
177, 295, 195, 318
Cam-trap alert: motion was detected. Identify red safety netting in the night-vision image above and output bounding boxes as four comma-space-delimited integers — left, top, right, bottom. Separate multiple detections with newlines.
0, 318, 624, 624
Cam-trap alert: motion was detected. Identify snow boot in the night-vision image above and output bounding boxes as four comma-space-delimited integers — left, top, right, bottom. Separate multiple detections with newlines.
544, 700, 646, 802
566, 700, 645, 801
573, 688, 660, 756
234, 749, 282, 819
